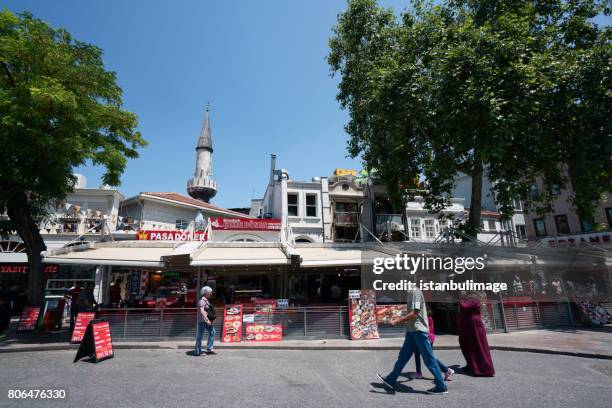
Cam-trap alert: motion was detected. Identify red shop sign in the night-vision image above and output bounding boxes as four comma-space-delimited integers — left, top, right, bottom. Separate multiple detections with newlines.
136, 230, 208, 241
0, 264, 59, 274
209, 217, 281, 231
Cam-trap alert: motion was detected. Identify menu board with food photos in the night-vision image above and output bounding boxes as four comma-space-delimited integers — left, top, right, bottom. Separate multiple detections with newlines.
375, 305, 408, 325
222, 304, 243, 343
17, 306, 40, 331
348, 290, 380, 340
244, 324, 282, 342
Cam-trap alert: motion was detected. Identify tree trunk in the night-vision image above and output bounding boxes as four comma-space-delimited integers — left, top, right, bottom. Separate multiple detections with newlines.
467, 160, 484, 239
6, 192, 47, 306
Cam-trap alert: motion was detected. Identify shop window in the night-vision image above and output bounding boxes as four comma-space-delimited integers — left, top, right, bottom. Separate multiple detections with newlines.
410, 219, 421, 238
305, 194, 317, 217
488, 220, 496, 231
554, 215, 570, 235
287, 193, 298, 216
533, 218, 547, 237
424, 219, 436, 239
175, 219, 189, 230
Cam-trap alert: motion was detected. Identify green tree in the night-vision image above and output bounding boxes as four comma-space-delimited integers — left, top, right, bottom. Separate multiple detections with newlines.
328, 0, 611, 237
0, 11, 146, 305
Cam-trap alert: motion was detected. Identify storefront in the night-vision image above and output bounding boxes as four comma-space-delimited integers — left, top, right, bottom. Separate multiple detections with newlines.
191, 242, 291, 305
40, 233, 610, 339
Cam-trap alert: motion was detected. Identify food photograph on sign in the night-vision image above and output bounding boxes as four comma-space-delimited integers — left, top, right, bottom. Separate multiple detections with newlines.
349, 290, 380, 340
222, 304, 243, 343
244, 324, 283, 342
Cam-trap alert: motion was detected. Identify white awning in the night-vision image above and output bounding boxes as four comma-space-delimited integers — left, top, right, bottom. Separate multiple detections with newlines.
43, 243, 174, 267
0, 252, 28, 263
297, 246, 388, 267
191, 246, 289, 266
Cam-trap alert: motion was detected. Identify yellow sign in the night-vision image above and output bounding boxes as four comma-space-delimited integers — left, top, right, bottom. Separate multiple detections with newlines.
334, 168, 357, 177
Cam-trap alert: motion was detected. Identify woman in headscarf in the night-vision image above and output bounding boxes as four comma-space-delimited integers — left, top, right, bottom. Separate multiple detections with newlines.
457, 291, 495, 376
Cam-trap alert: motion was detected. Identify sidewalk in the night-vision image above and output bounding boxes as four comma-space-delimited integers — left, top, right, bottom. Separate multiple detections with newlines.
1, 323, 610, 359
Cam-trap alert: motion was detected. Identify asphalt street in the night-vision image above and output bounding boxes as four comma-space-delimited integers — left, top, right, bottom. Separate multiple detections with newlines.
0, 348, 611, 408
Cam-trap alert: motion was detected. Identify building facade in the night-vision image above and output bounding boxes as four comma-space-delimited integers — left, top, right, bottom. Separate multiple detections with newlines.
524, 181, 612, 248
453, 172, 526, 242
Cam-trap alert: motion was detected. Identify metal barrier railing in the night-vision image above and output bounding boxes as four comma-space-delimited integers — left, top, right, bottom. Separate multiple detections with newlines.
95, 300, 574, 341
96, 305, 411, 341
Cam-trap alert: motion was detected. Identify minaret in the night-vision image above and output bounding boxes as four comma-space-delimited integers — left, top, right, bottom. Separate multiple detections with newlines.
187, 105, 218, 202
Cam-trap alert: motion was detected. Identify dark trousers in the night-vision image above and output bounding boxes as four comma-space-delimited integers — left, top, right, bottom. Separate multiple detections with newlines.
69, 305, 78, 331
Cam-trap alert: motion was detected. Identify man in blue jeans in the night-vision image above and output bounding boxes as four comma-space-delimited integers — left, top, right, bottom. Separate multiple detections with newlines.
194, 286, 216, 356
377, 288, 448, 394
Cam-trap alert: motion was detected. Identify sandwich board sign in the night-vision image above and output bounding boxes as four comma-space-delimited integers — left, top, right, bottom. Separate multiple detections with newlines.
73, 318, 114, 363
70, 312, 96, 343
17, 306, 41, 331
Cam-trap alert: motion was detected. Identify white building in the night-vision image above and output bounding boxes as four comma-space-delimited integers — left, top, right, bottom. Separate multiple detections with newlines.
256, 155, 468, 244
0, 175, 124, 303
453, 172, 526, 243
258, 155, 329, 243
405, 196, 465, 242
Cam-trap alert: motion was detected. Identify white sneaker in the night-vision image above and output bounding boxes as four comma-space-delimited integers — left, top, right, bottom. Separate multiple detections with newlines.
444, 368, 454, 381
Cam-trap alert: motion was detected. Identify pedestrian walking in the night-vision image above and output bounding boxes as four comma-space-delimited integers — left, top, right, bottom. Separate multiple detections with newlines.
194, 286, 216, 356
457, 291, 495, 376
377, 288, 448, 395
413, 308, 454, 381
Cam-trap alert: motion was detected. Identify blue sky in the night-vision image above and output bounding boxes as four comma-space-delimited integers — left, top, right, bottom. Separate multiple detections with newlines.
5, 1, 610, 209
3, 0, 408, 208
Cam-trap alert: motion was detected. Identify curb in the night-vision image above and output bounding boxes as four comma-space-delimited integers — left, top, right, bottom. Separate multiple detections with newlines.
0, 343, 610, 359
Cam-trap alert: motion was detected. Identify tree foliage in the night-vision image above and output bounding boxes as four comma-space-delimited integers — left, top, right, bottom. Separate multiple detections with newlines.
0, 11, 146, 304
328, 0, 611, 235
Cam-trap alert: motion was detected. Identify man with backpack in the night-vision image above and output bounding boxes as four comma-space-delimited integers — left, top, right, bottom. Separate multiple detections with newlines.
194, 286, 216, 356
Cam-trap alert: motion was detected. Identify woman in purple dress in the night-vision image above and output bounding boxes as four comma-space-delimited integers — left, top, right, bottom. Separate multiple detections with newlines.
457, 291, 495, 376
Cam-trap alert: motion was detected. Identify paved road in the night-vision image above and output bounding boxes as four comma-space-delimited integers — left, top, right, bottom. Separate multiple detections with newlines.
0, 349, 610, 408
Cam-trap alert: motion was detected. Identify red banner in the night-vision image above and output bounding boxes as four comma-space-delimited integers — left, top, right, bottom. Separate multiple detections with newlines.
92, 321, 114, 361
244, 324, 282, 342
221, 304, 243, 343
0, 264, 58, 274
71, 312, 96, 343
17, 307, 40, 331
209, 217, 281, 231
136, 230, 207, 241
348, 290, 380, 340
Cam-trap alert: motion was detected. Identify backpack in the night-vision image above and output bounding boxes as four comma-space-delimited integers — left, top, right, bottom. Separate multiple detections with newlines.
207, 303, 216, 321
